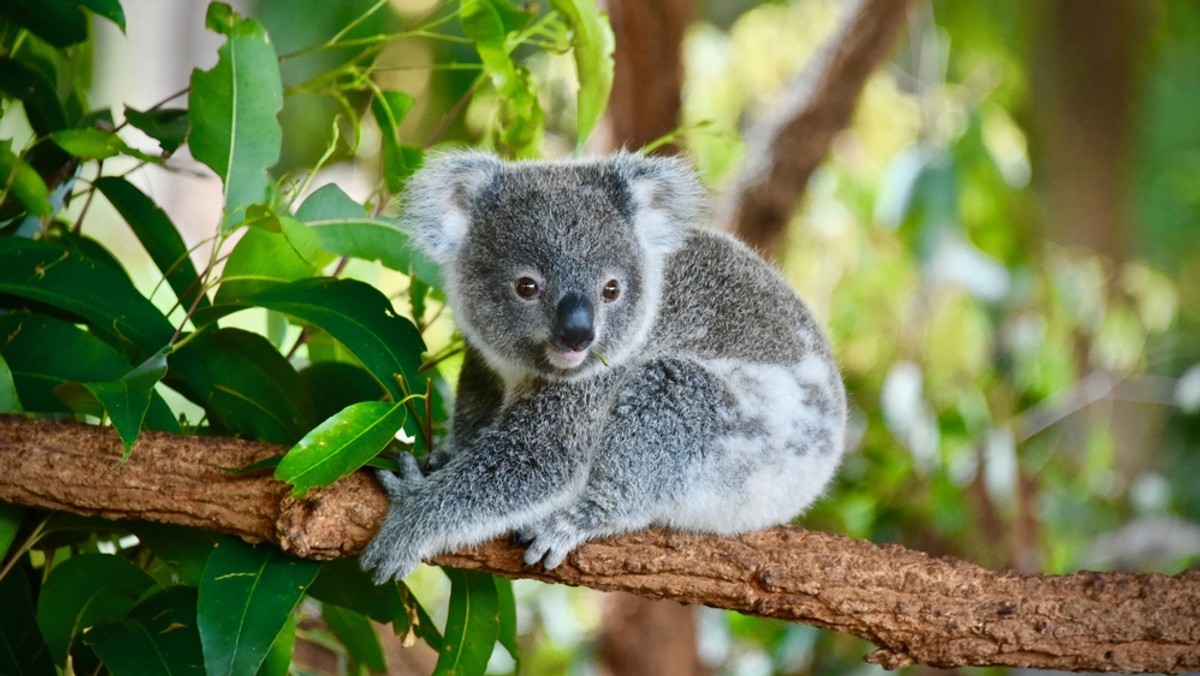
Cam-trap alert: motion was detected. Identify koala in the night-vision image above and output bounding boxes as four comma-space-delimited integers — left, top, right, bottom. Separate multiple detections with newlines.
361, 151, 847, 583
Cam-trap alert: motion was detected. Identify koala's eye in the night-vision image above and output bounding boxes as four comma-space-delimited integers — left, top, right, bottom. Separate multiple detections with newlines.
515, 277, 540, 300
602, 279, 620, 302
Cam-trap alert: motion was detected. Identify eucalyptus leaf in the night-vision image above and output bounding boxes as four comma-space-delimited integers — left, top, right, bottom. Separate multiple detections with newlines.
35, 553, 159, 665
234, 278, 425, 400
307, 558, 441, 650
434, 568, 500, 676
0, 312, 178, 432
370, 91, 419, 194
56, 347, 172, 459
550, 0, 615, 149
0, 565, 55, 676
299, 360, 387, 422
0, 57, 68, 136
256, 611, 295, 676
124, 106, 189, 154
50, 128, 154, 162
95, 176, 209, 312
197, 538, 319, 676
322, 604, 387, 673
0, 138, 53, 217
212, 223, 321, 305
0, 502, 22, 564
298, 182, 441, 285
495, 576, 520, 667
0, 353, 23, 413
460, 0, 544, 156
189, 11, 283, 232
275, 400, 408, 498
0, 237, 175, 354
85, 587, 205, 676
169, 327, 315, 445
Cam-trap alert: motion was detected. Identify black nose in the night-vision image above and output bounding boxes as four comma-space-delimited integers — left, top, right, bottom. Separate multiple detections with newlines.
552, 292, 594, 351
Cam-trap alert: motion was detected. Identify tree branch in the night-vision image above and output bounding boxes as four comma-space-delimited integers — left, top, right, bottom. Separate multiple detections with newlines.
2, 415, 1198, 674
722, 0, 918, 255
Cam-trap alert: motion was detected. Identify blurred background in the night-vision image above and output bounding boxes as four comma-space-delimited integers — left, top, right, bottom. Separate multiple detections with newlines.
83, 0, 1200, 673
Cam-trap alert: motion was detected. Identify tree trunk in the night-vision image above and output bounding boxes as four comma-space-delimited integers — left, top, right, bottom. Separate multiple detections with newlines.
2, 415, 1198, 674
590, 0, 693, 154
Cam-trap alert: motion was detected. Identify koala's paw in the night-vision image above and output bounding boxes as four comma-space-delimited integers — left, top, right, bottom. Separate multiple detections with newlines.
360, 457, 425, 584
520, 518, 588, 570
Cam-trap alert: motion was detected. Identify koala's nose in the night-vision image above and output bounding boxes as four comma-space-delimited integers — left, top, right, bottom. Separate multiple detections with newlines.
552, 292, 595, 351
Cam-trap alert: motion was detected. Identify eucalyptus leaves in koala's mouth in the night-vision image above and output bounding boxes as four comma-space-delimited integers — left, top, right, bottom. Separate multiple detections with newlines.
361, 151, 847, 583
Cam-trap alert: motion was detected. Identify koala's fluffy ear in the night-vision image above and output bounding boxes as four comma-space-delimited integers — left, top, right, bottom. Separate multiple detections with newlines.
609, 153, 708, 256
402, 151, 501, 264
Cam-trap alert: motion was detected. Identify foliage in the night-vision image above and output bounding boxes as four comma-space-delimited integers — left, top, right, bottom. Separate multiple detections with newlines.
0, 0, 612, 672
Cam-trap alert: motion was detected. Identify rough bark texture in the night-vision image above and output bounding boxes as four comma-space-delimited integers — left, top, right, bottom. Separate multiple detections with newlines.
2, 415, 1199, 674
722, 0, 917, 256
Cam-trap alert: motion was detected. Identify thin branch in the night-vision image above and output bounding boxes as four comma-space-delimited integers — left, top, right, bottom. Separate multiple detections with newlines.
720, 0, 918, 256
0, 415, 1197, 673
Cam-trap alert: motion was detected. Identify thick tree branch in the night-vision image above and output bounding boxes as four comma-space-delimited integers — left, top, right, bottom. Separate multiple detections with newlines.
2, 415, 1198, 674
722, 0, 917, 255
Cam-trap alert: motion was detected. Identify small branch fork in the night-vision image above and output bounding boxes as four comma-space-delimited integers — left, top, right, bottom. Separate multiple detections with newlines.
1, 415, 1197, 674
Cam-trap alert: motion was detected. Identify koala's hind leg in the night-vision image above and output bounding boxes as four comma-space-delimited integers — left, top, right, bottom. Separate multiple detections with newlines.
521, 357, 735, 568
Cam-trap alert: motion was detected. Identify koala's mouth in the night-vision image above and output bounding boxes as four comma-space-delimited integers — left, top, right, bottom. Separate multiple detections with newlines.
544, 343, 590, 370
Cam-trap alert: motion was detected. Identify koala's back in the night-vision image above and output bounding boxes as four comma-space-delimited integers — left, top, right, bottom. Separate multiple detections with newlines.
622, 228, 846, 532
651, 229, 830, 363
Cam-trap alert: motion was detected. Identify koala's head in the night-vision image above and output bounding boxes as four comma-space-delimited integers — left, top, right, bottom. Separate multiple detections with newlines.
403, 150, 706, 382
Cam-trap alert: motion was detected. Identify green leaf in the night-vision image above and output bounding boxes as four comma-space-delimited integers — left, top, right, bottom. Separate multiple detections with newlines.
124, 107, 189, 154
298, 183, 441, 285
189, 12, 284, 232
322, 604, 387, 673
0, 564, 56, 675
370, 91, 419, 194
132, 523, 220, 588
461, 0, 544, 156
256, 611, 295, 676
208, 278, 425, 401
0, 238, 175, 354
0, 502, 22, 565
85, 587, 205, 676
55, 347, 172, 459
0, 57, 69, 136
0, 353, 23, 413
196, 538, 319, 676
212, 222, 321, 304
275, 400, 408, 498
169, 328, 314, 445
299, 361, 387, 422
35, 553, 159, 665
550, 0, 615, 150
307, 559, 441, 650
434, 569, 500, 676
0, 312, 178, 432
495, 576, 520, 668
0, 0, 86, 48
49, 128, 154, 162
94, 176, 210, 313
76, 0, 126, 30
0, 139, 53, 217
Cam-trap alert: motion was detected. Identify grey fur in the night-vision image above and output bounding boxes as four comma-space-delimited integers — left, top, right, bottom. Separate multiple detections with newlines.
361, 151, 847, 582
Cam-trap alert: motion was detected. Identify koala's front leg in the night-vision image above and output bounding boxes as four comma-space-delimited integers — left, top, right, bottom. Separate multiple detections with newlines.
361, 379, 598, 583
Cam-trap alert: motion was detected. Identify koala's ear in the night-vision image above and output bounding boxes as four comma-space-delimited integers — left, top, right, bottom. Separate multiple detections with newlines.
608, 153, 708, 256
401, 151, 501, 264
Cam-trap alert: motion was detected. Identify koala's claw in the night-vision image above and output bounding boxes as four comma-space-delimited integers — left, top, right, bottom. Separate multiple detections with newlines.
520, 519, 584, 570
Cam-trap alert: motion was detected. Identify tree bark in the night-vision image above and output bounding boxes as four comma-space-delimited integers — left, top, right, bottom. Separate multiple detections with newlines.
590, 0, 693, 154
722, 0, 917, 257
2, 415, 1198, 674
